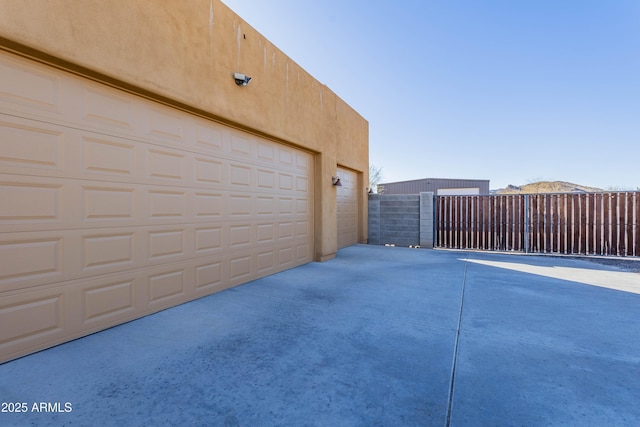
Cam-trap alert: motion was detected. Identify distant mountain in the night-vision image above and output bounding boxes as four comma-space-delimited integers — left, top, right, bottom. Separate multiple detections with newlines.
493, 181, 604, 194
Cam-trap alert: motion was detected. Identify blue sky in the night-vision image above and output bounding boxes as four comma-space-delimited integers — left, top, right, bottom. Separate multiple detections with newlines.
221, 0, 640, 190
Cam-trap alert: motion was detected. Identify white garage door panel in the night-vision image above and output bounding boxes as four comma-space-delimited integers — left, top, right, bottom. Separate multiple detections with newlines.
0, 52, 313, 362
336, 167, 358, 249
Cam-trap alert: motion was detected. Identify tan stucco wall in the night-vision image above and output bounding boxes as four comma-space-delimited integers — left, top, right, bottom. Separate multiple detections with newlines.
336, 100, 370, 244
0, 0, 368, 259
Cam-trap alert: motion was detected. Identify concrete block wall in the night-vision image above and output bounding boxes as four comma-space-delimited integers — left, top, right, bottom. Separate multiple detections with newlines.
368, 194, 382, 245
368, 192, 434, 247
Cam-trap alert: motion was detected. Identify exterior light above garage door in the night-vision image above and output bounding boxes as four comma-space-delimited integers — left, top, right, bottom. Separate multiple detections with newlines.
332, 176, 342, 186
233, 72, 252, 86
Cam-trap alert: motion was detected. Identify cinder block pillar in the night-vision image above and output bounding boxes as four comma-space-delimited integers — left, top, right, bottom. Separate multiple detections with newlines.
419, 192, 435, 248
367, 194, 381, 245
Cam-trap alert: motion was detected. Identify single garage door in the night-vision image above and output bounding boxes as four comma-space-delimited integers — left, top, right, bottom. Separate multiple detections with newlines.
0, 52, 314, 363
336, 167, 358, 249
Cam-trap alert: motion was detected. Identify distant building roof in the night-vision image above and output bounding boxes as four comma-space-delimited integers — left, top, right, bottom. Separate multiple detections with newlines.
378, 178, 490, 195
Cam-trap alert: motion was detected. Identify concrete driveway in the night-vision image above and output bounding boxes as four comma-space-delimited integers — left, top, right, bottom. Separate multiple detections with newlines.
1, 245, 639, 426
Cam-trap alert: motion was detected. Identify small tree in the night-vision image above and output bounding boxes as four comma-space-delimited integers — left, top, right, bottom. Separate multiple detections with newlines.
369, 164, 383, 193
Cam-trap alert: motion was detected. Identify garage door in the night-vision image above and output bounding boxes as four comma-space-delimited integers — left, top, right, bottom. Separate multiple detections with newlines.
336, 167, 358, 249
0, 52, 314, 363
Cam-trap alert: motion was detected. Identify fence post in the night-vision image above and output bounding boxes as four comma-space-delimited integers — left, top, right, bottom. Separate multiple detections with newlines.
419, 192, 435, 248
524, 194, 530, 253
433, 193, 437, 247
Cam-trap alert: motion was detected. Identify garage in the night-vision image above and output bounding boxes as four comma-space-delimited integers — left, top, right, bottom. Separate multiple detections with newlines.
336, 167, 359, 249
0, 52, 314, 362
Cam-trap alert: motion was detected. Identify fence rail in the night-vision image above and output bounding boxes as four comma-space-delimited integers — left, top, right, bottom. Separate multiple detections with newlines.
435, 192, 640, 256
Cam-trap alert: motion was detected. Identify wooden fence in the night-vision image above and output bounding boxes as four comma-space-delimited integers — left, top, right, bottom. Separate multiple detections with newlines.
435, 192, 640, 256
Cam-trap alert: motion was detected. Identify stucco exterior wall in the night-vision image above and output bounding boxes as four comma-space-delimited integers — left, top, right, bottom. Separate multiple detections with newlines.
0, 0, 368, 260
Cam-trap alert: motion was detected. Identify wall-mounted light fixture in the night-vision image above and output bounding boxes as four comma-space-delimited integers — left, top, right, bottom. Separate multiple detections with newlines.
234, 72, 252, 86
332, 176, 342, 186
